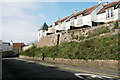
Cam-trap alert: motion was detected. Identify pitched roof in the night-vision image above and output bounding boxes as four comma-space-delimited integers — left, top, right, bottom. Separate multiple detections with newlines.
66, 10, 85, 22
13, 43, 25, 50
73, 10, 85, 17
38, 23, 48, 31
97, 1, 119, 14
56, 5, 98, 24
65, 5, 99, 22
83, 5, 99, 16
57, 16, 69, 23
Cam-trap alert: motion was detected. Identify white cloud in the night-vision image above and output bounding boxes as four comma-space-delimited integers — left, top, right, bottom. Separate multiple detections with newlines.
39, 13, 47, 20
2, 2, 58, 44
2, 2, 43, 44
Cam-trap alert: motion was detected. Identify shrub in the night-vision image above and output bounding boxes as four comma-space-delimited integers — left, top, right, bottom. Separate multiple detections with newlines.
21, 34, 118, 60
87, 26, 110, 38
114, 21, 119, 29
76, 35, 79, 40
79, 36, 85, 40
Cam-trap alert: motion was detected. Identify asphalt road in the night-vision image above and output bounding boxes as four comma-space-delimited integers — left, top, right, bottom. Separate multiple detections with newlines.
2, 58, 120, 80
2, 58, 79, 80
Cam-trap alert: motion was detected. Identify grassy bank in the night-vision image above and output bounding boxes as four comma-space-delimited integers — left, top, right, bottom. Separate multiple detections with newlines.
21, 34, 119, 60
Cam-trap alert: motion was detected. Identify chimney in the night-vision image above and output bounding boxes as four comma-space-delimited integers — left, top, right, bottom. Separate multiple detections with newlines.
58, 17, 60, 20
10, 40, 13, 46
105, 0, 108, 5
74, 8, 77, 14
99, 0, 102, 4
105, 2, 108, 5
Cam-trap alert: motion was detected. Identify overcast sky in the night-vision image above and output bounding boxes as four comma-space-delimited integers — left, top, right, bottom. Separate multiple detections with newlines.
0, 0, 117, 44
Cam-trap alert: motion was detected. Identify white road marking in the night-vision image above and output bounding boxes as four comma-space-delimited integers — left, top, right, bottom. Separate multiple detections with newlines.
75, 73, 114, 79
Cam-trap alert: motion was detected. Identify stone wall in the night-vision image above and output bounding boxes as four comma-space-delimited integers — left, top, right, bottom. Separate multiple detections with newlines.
20, 55, 119, 70
36, 34, 58, 48
36, 22, 115, 48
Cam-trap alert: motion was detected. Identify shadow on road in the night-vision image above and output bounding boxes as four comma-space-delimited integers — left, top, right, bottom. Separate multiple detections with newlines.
2, 58, 80, 80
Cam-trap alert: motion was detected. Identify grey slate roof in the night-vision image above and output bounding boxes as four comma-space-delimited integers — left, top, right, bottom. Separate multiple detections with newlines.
38, 23, 48, 31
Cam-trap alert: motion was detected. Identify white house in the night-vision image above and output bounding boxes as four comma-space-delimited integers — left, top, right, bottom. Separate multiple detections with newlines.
50, 0, 104, 31
38, 0, 120, 42
0, 40, 13, 52
96, 0, 120, 23
38, 23, 49, 42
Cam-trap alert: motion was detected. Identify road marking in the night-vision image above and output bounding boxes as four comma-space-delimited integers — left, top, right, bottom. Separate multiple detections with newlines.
17, 58, 120, 78
75, 73, 114, 79
60, 67, 120, 78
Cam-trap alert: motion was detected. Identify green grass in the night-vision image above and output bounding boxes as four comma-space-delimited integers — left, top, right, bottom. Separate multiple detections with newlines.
21, 34, 119, 60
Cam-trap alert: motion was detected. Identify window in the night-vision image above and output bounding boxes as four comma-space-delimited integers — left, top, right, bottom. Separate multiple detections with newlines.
107, 8, 114, 19
71, 20, 75, 25
111, 8, 113, 17
107, 10, 110, 18
78, 16, 82, 24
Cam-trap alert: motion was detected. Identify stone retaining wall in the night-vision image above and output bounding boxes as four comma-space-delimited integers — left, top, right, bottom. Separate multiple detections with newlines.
20, 55, 119, 70
36, 22, 115, 48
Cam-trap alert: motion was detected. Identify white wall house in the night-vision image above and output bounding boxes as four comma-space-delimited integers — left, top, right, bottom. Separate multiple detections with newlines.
68, 3, 103, 28
96, 1, 120, 23
38, 23, 49, 42
0, 40, 13, 52
51, 0, 103, 31
38, 0, 120, 42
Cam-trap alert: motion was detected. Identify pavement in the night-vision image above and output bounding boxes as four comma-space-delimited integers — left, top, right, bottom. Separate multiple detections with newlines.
2, 57, 120, 80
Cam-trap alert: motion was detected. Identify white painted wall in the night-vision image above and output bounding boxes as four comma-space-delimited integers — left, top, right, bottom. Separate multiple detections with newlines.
118, 8, 120, 20
96, 13, 106, 22
105, 7, 118, 22
65, 21, 71, 30
38, 30, 47, 42
22, 44, 33, 51
91, 4, 104, 21
96, 7, 120, 23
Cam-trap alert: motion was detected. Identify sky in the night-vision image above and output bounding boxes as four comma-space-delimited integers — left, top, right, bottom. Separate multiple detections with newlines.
0, 0, 117, 44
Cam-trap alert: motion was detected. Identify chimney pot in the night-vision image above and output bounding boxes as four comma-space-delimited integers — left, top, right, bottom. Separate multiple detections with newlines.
99, 0, 102, 4
105, 0, 108, 5
58, 17, 60, 20
74, 8, 77, 14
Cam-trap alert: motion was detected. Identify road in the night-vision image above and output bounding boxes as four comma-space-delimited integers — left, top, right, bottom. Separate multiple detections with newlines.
2, 58, 79, 80
2, 58, 120, 80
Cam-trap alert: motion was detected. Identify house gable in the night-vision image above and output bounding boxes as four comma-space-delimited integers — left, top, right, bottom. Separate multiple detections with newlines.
97, 1, 120, 15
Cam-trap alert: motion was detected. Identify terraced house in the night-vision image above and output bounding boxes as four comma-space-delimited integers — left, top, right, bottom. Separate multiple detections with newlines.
38, 0, 120, 42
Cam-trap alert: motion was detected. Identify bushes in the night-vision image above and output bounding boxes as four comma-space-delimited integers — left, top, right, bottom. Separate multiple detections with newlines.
114, 21, 119, 29
87, 26, 110, 38
79, 36, 85, 40
21, 34, 118, 60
